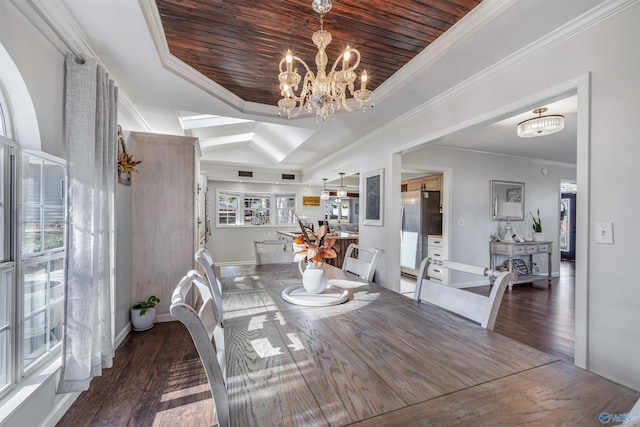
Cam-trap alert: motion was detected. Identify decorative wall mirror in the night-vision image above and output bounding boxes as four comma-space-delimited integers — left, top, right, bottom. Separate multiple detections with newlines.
490, 180, 525, 221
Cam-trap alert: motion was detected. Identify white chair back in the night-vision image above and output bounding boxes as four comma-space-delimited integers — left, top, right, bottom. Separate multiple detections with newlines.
170, 270, 229, 426
342, 244, 385, 281
195, 247, 223, 319
414, 258, 514, 330
254, 239, 294, 264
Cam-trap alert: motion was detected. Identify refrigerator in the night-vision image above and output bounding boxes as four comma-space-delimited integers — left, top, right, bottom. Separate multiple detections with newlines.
401, 190, 442, 277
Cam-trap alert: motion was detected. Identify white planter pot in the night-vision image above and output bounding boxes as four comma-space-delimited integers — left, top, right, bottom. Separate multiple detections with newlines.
533, 232, 544, 242
131, 306, 156, 331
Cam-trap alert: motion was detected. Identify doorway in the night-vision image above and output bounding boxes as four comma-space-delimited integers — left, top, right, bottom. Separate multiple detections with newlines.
560, 181, 577, 261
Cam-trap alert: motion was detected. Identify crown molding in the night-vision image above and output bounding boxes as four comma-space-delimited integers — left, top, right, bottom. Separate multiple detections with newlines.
374, 0, 515, 103
309, 0, 636, 173
429, 145, 577, 169
25, 0, 152, 131
139, 0, 275, 117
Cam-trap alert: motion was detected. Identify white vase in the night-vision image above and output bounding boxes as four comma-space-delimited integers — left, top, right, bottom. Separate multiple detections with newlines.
131, 306, 156, 331
298, 260, 328, 294
533, 232, 544, 242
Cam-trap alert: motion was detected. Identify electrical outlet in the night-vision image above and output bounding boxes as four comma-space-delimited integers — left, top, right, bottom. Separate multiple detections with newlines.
458, 219, 464, 226
594, 222, 614, 244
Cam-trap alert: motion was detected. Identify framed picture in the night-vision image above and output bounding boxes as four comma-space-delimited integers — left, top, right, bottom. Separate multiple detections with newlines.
363, 168, 383, 226
303, 196, 320, 206
506, 187, 522, 203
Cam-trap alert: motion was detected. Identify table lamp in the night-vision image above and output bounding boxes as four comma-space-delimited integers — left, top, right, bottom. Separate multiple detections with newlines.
498, 202, 521, 243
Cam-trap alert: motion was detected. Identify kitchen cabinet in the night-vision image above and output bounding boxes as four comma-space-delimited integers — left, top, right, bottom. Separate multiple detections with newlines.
401, 174, 443, 206
426, 235, 446, 284
401, 174, 442, 193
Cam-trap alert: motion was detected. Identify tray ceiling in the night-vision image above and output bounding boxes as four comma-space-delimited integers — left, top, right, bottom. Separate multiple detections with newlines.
155, 0, 481, 107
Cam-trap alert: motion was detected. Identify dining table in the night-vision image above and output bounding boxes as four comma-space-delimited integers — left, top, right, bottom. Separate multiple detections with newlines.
218, 263, 639, 426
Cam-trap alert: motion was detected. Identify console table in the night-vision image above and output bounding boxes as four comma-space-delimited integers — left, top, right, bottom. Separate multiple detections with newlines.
489, 241, 552, 290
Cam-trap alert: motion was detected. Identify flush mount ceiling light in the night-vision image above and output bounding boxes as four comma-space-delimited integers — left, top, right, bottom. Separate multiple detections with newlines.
320, 178, 330, 200
277, 0, 373, 123
336, 172, 347, 198
517, 107, 565, 138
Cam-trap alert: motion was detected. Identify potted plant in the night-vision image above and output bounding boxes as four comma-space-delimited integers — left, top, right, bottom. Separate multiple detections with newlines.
131, 295, 160, 331
530, 209, 543, 241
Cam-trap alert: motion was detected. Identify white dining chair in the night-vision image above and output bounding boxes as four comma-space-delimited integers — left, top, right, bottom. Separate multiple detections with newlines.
170, 270, 229, 426
414, 257, 514, 331
253, 239, 295, 265
194, 247, 223, 320
342, 244, 385, 282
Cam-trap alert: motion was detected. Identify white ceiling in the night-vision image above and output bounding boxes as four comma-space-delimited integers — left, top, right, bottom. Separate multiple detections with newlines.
430, 95, 578, 164
35, 0, 596, 183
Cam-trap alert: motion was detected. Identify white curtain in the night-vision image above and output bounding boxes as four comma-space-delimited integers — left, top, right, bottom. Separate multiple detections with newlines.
58, 54, 117, 393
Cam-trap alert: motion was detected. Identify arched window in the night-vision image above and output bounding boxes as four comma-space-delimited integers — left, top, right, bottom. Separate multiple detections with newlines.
0, 85, 12, 139
0, 68, 65, 399
0, 103, 6, 137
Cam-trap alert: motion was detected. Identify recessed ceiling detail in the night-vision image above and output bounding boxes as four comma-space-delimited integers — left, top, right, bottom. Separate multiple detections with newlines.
178, 111, 316, 165
155, 0, 482, 106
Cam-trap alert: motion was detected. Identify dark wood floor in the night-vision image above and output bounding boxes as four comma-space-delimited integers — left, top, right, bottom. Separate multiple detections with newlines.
56, 321, 217, 427
468, 260, 575, 363
57, 261, 586, 426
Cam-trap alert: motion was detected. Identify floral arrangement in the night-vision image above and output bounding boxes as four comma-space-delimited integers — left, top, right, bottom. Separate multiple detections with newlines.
530, 209, 542, 232
117, 125, 141, 174
118, 150, 142, 173
292, 219, 337, 266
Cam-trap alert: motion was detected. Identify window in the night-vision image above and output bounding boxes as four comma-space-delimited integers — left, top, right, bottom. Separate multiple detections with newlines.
22, 154, 65, 255
0, 76, 65, 399
217, 193, 237, 225
244, 194, 270, 225
0, 258, 13, 393
0, 137, 15, 395
327, 199, 352, 223
0, 104, 6, 138
216, 190, 297, 226
22, 254, 63, 368
276, 194, 296, 224
0, 91, 10, 139
20, 152, 65, 371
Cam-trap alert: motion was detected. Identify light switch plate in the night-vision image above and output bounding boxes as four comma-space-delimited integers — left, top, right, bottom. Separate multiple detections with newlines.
595, 222, 614, 244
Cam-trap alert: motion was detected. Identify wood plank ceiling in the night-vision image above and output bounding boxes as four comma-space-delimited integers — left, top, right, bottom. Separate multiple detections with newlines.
156, 0, 482, 106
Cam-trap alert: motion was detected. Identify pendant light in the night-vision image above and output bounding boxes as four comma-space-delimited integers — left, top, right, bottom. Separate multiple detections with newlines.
320, 178, 330, 200
336, 172, 347, 198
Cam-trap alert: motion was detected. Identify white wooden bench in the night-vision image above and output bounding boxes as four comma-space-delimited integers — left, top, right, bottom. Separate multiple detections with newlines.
413, 257, 515, 330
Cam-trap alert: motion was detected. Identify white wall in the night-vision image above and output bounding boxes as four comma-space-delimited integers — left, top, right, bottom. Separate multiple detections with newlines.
0, 1, 64, 156
207, 180, 327, 263
337, 3, 640, 390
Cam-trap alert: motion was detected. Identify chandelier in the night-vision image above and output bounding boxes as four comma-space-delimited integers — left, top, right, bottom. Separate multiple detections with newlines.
517, 107, 565, 138
320, 178, 330, 200
336, 172, 347, 198
277, 0, 374, 123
